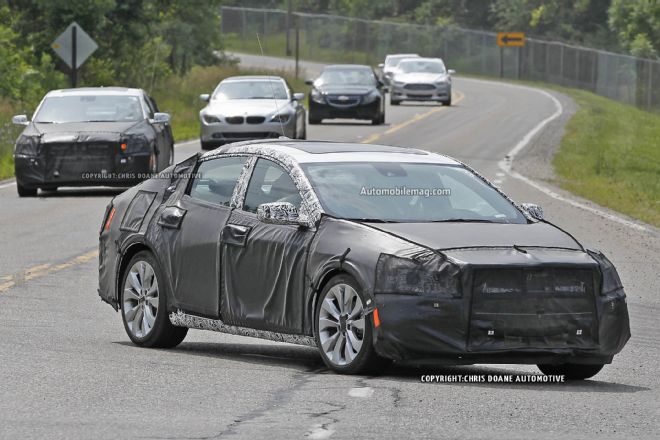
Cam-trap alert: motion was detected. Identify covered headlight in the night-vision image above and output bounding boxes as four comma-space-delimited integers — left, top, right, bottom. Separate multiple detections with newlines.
311, 89, 325, 104
375, 252, 461, 297
588, 249, 624, 295
434, 76, 449, 84
362, 90, 380, 104
392, 79, 405, 87
122, 135, 150, 154
270, 113, 291, 123
14, 135, 40, 157
202, 114, 221, 124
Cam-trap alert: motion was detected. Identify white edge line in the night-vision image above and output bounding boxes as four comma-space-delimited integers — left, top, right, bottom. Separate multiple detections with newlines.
460, 78, 650, 234
0, 138, 200, 189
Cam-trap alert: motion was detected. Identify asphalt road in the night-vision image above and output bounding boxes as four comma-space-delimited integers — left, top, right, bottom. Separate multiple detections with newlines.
0, 53, 658, 440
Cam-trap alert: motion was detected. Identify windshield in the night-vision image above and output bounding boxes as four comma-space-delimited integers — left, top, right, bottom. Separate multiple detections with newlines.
385, 55, 418, 67
317, 68, 376, 86
302, 162, 527, 223
212, 80, 288, 100
397, 60, 446, 74
33, 95, 144, 123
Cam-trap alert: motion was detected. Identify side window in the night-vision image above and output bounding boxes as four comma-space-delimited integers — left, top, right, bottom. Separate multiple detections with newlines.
243, 158, 302, 213
188, 156, 247, 206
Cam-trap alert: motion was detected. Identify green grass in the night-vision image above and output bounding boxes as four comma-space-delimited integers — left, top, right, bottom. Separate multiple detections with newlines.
551, 88, 660, 227
0, 65, 309, 180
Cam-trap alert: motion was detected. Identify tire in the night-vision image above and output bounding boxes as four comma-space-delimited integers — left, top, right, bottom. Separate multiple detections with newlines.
314, 274, 390, 375
308, 115, 322, 125
537, 363, 604, 380
299, 120, 307, 140
371, 114, 382, 125
379, 111, 386, 124
390, 97, 400, 106
120, 251, 187, 348
17, 182, 37, 197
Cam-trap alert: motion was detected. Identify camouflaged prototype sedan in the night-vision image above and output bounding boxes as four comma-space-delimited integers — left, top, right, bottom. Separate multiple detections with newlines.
98, 140, 630, 377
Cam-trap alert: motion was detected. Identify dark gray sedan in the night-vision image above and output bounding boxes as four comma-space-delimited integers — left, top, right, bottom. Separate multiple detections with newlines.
98, 140, 629, 378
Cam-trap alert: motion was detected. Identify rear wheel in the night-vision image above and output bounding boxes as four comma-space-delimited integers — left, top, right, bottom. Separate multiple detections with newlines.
308, 115, 322, 125
299, 120, 307, 139
537, 363, 604, 380
121, 251, 187, 348
390, 97, 401, 106
17, 182, 37, 197
315, 274, 389, 375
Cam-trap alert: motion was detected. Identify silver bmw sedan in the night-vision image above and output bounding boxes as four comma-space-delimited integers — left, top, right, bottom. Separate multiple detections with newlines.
199, 76, 306, 150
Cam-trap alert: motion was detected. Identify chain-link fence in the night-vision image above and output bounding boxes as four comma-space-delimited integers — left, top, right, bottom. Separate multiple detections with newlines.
221, 6, 660, 111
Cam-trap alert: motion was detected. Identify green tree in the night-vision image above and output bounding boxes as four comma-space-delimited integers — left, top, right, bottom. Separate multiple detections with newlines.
609, 0, 660, 58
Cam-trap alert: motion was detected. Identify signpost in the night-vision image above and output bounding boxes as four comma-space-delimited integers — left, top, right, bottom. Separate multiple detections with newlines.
497, 32, 525, 78
51, 22, 98, 88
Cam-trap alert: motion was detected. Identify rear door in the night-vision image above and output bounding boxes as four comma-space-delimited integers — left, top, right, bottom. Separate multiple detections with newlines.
220, 157, 315, 333
168, 155, 248, 317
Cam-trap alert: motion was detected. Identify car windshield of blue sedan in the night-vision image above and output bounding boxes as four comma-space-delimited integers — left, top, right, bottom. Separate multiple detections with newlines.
317, 68, 376, 86
397, 60, 446, 74
302, 162, 527, 223
212, 80, 288, 100
34, 95, 143, 123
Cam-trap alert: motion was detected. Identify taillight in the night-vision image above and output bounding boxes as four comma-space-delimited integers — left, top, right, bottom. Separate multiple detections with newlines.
102, 206, 116, 233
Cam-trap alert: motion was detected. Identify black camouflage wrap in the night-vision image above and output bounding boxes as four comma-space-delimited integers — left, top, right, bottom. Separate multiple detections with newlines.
98, 141, 630, 366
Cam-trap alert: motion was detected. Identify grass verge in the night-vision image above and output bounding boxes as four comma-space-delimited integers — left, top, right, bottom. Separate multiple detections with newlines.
0, 65, 309, 181
550, 88, 660, 227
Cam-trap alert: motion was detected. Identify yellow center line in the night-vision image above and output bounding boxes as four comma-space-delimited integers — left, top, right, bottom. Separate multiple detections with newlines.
361, 90, 465, 145
0, 250, 98, 293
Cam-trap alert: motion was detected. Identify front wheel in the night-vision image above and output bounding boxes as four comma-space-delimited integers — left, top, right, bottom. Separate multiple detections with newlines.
121, 251, 187, 348
315, 274, 389, 374
537, 363, 604, 380
17, 182, 37, 197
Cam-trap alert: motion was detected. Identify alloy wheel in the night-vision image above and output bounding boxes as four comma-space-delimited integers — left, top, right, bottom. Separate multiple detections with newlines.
123, 260, 159, 338
318, 283, 366, 366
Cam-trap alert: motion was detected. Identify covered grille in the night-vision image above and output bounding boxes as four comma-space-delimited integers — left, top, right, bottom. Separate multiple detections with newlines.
468, 267, 598, 351
44, 142, 115, 180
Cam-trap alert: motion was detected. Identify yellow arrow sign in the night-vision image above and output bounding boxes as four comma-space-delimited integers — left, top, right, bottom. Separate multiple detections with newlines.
497, 32, 525, 47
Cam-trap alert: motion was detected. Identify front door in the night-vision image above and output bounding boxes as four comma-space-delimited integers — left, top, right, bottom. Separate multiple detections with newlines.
221, 158, 314, 333
170, 155, 248, 317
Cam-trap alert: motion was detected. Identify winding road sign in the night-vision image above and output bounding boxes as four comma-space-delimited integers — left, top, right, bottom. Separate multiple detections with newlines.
497, 32, 525, 47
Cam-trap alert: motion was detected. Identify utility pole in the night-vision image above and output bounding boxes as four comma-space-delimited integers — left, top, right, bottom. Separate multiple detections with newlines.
286, 0, 292, 56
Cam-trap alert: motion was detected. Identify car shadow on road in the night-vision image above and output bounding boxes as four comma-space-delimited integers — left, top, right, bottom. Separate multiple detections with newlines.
314, 121, 391, 127
376, 363, 650, 393
115, 340, 326, 372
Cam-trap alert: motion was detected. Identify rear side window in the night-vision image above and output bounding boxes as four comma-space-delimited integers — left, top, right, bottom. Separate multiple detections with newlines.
120, 190, 157, 232
243, 158, 302, 213
188, 156, 247, 206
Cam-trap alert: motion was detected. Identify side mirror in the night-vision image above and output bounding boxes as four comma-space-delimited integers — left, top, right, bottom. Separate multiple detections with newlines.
151, 112, 171, 124
304, 79, 314, 86
12, 115, 29, 125
521, 203, 544, 220
257, 202, 301, 226
199, 94, 210, 102
292, 92, 305, 101
448, 69, 456, 75
377, 63, 384, 69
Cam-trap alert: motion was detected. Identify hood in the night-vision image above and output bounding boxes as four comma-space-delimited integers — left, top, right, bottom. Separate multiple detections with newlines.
393, 72, 448, 83
32, 121, 142, 135
204, 99, 292, 116
315, 84, 375, 95
365, 221, 582, 251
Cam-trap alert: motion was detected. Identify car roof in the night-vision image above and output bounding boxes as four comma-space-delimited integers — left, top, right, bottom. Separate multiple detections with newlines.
45, 87, 144, 97
203, 139, 461, 165
222, 75, 285, 82
323, 64, 373, 71
385, 54, 419, 59
399, 57, 444, 64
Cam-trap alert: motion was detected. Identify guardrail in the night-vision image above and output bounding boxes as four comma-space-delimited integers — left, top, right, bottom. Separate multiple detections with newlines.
221, 6, 660, 111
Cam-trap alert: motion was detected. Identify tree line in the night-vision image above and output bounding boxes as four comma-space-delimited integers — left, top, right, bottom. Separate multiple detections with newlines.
0, 0, 224, 107
230, 0, 659, 58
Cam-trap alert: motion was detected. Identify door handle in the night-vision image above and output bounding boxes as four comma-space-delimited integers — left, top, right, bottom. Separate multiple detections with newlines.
158, 206, 186, 229
222, 223, 251, 247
